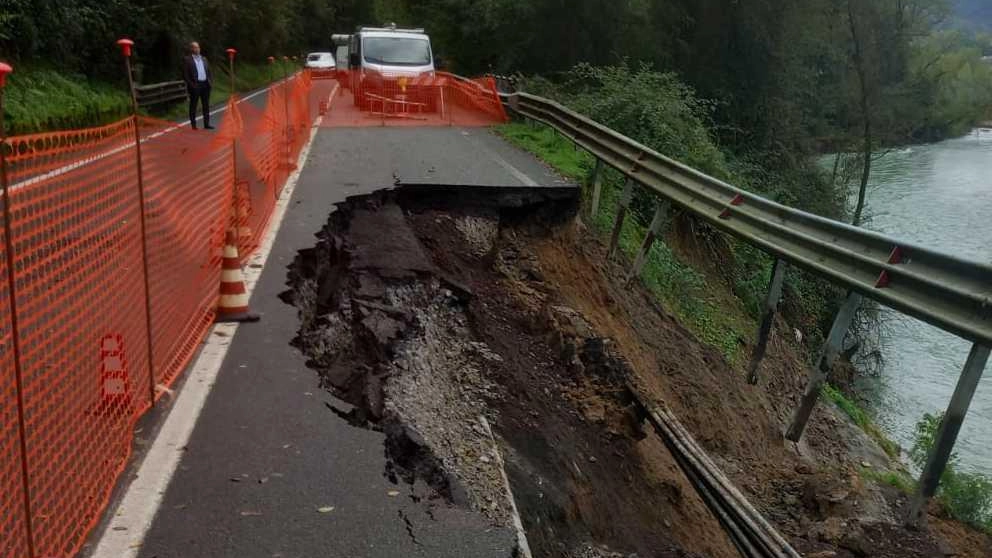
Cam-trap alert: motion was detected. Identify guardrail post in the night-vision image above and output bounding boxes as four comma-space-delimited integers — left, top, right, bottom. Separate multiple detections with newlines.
0, 60, 38, 558
907, 343, 990, 529
628, 205, 669, 281
786, 291, 862, 442
117, 38, 159, 406
589, 159, 604, 218
607, 178, 636, 259
746, 259, 787, 385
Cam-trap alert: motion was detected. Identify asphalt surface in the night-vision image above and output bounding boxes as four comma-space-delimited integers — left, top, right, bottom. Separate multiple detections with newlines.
132, 119, 566, 557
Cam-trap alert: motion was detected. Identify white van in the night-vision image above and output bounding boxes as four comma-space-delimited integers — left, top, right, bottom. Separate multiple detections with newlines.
347, 25, 436, 110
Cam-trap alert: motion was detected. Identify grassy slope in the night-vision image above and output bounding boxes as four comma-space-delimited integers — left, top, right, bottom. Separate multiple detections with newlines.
4, 62, 294, 136
5, 68, 131, 135
497, 122, 751, 362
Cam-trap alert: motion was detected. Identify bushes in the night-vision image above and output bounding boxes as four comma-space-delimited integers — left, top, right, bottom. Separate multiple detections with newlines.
509, 63, 849, 362
911, 412, 992, 533
4, 67, 131, 135
535, 62, 729, 179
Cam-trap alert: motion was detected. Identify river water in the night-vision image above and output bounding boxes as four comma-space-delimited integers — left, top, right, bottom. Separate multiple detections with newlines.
847, 128, 992, 475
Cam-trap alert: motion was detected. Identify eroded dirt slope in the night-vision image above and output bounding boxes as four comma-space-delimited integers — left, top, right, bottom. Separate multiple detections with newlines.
282, 185, 991, 558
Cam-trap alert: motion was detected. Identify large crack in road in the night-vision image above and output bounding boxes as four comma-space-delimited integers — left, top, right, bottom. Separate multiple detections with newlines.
281, 185, 732, 558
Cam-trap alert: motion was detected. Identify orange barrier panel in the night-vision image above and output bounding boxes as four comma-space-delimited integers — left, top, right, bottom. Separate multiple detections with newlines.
321, 70, 508, 128
0, 71, 313, 558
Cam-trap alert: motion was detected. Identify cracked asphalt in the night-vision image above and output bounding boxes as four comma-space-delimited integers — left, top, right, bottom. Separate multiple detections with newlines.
131, 123, 564, 557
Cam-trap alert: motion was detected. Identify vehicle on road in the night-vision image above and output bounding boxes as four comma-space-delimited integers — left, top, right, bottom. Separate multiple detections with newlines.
305, 52, 336, 79
346, 24, 437, 112
335, 44, 350, 87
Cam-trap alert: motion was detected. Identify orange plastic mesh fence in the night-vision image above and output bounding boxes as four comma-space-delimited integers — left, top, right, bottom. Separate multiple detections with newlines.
4, 117, 153, 558
0, 222, 29, 558
0, 71, 313, 558
320, 70, 508, 128
139, 116, 234, 389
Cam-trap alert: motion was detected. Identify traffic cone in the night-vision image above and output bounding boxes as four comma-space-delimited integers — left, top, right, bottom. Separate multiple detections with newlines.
235, 182, 253, 240
97, 334, 131, 415
216, 229, 260, 323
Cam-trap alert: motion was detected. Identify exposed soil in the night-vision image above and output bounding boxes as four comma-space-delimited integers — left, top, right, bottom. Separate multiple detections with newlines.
282, 184, 992, 558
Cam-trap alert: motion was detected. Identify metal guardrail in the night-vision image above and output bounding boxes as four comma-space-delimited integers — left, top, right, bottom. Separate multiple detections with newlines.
503, 92, 992, 347
135, 81, 187, 108
502, 90, 992, 530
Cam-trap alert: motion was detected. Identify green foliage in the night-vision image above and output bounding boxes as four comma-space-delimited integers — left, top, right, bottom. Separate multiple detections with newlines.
822, 383, 901, 460
495, 123, 593, 182
4, 67, 131, 135
549, 63, 729, 179
497, 120, 747, 362
910, 412, 946, 470
861, 467, 916, 494
911, 412, 992, 533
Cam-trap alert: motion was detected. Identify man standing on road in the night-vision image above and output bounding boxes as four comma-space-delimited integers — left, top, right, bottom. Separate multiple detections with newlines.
183, 42, 214, 129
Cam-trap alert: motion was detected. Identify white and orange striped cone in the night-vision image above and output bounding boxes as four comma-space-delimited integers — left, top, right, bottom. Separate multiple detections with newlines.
216, 229, 261, 323
96, 333, 131, 415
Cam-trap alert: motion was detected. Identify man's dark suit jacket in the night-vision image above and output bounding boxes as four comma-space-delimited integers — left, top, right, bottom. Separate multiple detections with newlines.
182, 55, 212, 88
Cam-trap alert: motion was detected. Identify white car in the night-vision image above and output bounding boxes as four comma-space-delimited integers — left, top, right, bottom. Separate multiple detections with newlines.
305, 52, 336, 78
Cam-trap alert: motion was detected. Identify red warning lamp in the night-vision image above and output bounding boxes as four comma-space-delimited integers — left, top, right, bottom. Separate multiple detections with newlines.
116, 38, 134, 57
0, 63, 12, 88
226, 48, 237, 60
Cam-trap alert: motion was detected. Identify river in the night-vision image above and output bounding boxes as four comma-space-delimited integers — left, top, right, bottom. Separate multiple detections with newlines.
847, 128, 992, 475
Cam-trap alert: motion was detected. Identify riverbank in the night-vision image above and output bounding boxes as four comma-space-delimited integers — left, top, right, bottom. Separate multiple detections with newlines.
854, 131, 992, 471
493, 121, 992, 555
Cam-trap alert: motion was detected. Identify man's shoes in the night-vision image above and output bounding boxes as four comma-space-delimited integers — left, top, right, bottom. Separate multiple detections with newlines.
204, 124, 215, 130
191, 125, 198, 130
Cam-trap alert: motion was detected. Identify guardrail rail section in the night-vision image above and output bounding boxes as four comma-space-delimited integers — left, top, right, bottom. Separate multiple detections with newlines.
502, 91, 992, 530
135, 81, 188, 108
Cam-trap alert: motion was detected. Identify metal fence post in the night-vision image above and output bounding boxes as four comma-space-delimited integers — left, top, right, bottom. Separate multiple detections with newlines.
786, 291, 862, 441
117, 38, 159, 405
0, 60, 38, 558
589, 158, 604, 218
907, 343, 990, 528
628, 205, 669, 281
747, 259, 787, 385
607, 178, 636, 259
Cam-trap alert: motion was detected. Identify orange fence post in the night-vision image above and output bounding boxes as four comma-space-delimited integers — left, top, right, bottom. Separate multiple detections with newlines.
117, 37, 158, 405
0, 60, 38, 558
280, 56, 296, 171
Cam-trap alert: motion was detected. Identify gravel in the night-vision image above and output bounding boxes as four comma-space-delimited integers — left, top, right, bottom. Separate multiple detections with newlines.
384, 281, 513, 526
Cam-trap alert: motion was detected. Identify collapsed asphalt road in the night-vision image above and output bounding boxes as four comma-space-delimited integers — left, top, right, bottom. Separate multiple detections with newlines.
282, 185, 734, 558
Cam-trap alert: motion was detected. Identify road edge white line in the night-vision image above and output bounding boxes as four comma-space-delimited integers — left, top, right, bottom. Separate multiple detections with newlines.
10, 79, 283, 191
89, 83, 337, 558
469, 134, 539, 187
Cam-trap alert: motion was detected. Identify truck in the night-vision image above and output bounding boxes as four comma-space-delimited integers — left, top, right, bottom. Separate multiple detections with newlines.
341, 24, 437, 112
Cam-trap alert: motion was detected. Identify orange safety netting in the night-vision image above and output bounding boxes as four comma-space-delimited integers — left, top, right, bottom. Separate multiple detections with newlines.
319, 70, 507, 128
0, 71, 313, 558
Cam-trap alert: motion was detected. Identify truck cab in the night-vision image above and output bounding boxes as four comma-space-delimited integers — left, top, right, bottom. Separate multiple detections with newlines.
346, 25, 436, 110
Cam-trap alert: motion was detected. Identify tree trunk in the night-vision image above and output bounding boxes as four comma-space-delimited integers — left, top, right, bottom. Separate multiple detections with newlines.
847, 0, 872, 228
830, 152, 842, 187
852, 119, 872, 227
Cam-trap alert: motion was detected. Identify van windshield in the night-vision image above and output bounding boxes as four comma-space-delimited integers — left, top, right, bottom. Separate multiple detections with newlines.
363, 37, 431, 66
